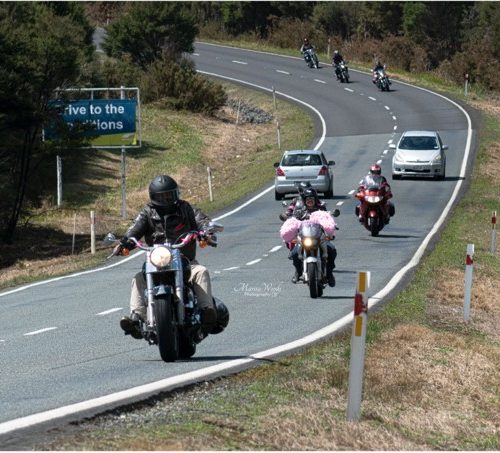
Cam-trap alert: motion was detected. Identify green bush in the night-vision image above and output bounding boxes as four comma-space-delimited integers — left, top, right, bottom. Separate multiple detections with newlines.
141, 57, 227, 114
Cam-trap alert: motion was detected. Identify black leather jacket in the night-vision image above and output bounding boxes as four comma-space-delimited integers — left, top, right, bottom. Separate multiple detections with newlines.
124, 200, 211, 261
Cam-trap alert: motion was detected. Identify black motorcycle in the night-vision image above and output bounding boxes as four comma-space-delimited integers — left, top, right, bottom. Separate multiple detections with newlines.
334, 61, 350, 83
303, 48, 319, 69
375, 68, 391, 91
105, 222, 229, 362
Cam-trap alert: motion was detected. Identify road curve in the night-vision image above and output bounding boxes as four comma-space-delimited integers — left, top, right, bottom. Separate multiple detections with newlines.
0, 43, 476, 440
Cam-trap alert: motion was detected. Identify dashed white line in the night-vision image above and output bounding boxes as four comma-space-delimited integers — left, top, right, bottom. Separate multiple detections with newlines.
276, 70, 290, 75
348, 189, 356, 195
246, 259, 262, 266
223, 266, 240, 271
192, 53, 199, 56
344, 88, 354, 92
336, 201, 344, 206
384, 105, 390, 110
376, 159, 383, 164
96, 308, 123, 316
383, 150, 389, 155
393, 125, 398, 130
392, 116, 397, 120
269, 245, 282, 253
232, 60, 248, 65
24, 327, 57, 336
388, 139, 394, 144
314, 79, 326, 84
368, 96, 377, 101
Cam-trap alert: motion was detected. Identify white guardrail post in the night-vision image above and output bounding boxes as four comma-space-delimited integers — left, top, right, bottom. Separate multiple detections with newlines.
463, 243, 474, 322
347, 271, 370, 421
207, 166, 213, 202
90, 210, 96, 255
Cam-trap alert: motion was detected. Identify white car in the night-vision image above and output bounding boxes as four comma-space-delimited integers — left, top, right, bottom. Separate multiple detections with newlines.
390, 130, 447, 180
273, 149, 334, 200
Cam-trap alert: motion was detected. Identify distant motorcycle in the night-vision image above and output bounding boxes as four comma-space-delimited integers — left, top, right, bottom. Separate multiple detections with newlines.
375, 68, 391, 91
104, 222, 229, 362
355, 184, 393, 236
334, 61, 349, 83
303, 48, 319, 69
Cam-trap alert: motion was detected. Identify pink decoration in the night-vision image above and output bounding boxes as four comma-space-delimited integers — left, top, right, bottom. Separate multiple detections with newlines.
280, 217, 302, 242
309, 210, 337, 236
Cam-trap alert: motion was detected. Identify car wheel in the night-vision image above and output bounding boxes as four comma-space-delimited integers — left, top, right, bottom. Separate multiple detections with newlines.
436, 168, 445, 181
324, 187, 334, 199
275, 190, 284, 201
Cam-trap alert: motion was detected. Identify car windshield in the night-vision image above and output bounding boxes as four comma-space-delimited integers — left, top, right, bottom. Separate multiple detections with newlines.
282, 154, 322, 166
400, 136, 439, 150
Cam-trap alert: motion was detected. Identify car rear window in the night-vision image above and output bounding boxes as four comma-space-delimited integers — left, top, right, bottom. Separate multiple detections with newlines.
282, 154, 322, 166
400, 136, 439, 150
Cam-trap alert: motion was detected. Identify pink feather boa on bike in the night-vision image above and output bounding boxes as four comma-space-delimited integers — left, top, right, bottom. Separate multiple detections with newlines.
280, 210, 336, 243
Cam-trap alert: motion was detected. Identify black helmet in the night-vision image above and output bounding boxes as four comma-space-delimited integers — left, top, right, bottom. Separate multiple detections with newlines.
210, 297, 229, 334
149, 175, 179, 211
302, 187, 318, 201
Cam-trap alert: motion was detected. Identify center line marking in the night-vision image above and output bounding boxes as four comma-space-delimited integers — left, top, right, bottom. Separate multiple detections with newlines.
344, 88, 354, 92
276, 70, 290, 75
368, 96, 376, 101
232, 60, 248, 65
24, 327, 58, 336
246, 259, 262, 266
269, 246, 282, 253
96, 308, 123, 316
223, 266, 240, 271
314, 79, 326, 84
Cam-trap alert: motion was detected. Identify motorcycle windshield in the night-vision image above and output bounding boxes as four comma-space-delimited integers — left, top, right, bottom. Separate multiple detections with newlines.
300, 223, 323, 238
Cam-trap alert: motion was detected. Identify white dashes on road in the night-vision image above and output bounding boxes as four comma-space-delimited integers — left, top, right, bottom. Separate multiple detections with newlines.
314, 79, 326, 84
24, 327, 58, 336
269, 245, 282, 253
368, 96, 377, 101
232, 60, 248, 65
276, 70, 290, 75
344, 88, 354, 92
384, 105, 390, 110
96, 308, 123, 316
245, 259, 262, 266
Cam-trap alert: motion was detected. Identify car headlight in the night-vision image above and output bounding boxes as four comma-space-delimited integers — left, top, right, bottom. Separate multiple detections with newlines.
393, 152, 404, 164
432, 154, 442, 163
366, 196, 382, 203
150, 246, 172, 268
303, 237, 317, 248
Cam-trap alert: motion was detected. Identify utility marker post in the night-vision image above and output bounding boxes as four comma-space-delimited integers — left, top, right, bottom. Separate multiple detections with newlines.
120, 86, 127, 219
207, 166, 213, 202
276, 120, 281, 150
464, 244, 474, 322
464, 73, 469, 96
347, 271, 370, 421
56, 155, 62, 207
90, 210, 96, 255
272, 86, 277, 111
491, 211, 497, 254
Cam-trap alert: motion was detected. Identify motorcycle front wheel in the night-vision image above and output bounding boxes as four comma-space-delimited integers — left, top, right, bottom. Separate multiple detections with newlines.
154, 295, 179, 362
307, 262, 321, 299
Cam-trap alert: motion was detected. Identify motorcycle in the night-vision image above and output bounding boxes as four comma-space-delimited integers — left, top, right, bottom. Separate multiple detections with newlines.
355, 184, 393, 236
280, 209, 339, 299
303, 48, 319, 69
104, 222, 229, 362
334, 61, 349, 83
375, 68, 391, 91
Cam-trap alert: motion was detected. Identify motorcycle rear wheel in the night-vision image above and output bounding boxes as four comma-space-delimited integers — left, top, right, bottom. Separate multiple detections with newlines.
307, 262, 321, 299
154, 295, 179, 362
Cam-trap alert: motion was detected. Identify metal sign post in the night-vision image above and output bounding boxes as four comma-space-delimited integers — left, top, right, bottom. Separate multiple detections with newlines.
56, 155, 62, 207
120, 86, 127, 219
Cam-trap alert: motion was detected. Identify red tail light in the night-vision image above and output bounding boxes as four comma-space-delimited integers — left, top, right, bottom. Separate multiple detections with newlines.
318, 166, 329, 176
276, 167, 285, 176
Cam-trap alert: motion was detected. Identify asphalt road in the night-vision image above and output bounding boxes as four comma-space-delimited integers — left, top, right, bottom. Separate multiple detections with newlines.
0, 43, 476, 439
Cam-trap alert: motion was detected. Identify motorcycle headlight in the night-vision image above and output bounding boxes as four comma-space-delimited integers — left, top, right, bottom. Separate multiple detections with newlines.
303, 237, 317, 248
366, 196, 382, 203
150, 246, 172, 268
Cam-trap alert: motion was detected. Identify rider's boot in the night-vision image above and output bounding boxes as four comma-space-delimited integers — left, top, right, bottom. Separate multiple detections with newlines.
120, 311, 143, 339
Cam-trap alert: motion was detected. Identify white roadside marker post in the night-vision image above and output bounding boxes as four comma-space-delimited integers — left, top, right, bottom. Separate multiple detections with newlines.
491, 211, 497, 254
276, 120, 281, 150
207, 166, 213, 202
90, 210, 96, 255
463, 243, 474, 322
347, 271, 370, 421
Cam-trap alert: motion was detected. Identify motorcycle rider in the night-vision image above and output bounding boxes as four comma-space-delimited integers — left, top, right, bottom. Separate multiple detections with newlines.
356, 164, 395, 222
372, 60, 391, 85
289, 187, 337, 287
332, 50, 345, 79
300, 37, 315, 53
115, 175, 217, 340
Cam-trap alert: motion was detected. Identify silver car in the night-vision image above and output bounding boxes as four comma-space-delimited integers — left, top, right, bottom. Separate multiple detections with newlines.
274, 149, 334, 200
390, 130, 447, 180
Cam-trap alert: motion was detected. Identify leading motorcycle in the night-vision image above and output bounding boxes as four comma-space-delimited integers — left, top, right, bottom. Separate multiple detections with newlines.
280, 209, 339, 299
104, 222, 229, 362
355, 184, 393, 236
303, 48, 319, 69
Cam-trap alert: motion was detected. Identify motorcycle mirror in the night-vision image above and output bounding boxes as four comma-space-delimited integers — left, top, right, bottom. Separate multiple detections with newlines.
208, 222, 224, 233
282, 201, 288, 207
102, 232, 117, 245
331, 209, 340, 217
328, 160, 335, 166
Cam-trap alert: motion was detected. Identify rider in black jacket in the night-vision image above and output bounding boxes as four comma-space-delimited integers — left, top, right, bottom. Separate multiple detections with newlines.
116, 175, 216, 340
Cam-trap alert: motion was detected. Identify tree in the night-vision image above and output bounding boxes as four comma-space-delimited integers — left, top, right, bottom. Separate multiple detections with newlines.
0, 2, 94, 243
102, 2, 198, 68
